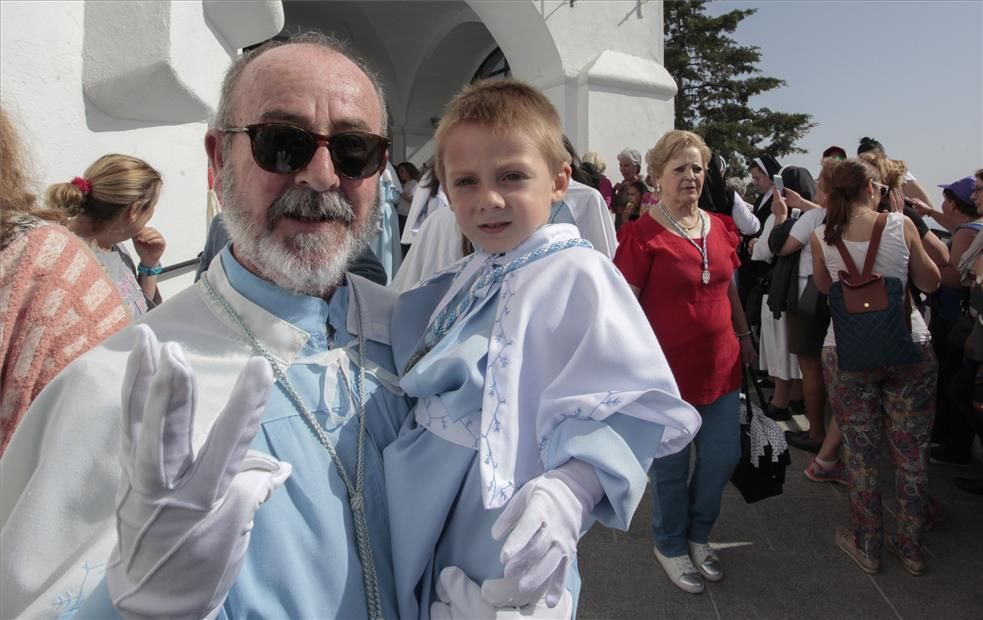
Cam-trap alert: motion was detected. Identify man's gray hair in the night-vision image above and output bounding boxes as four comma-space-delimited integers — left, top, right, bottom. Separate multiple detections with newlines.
213, 31, 389, 137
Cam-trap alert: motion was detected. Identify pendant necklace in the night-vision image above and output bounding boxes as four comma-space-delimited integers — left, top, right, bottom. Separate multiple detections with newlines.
200, 276, 385, 619
659, 203, 710, 285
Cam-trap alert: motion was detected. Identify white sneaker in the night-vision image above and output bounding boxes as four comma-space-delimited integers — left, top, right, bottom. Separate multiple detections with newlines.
653, 545, 705, 594
688, 541, 724, 582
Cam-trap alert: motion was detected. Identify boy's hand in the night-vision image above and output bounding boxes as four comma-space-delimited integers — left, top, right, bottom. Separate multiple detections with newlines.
430, 567, 572, 619
487, 460, 602, 608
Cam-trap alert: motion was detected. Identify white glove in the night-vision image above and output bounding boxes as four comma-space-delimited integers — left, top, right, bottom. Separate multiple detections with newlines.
485, 459, 603, 608
106, 324, 292, 619
430, 566, 572, 620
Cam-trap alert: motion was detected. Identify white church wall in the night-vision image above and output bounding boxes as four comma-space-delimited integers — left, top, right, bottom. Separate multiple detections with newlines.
1, 0, 282, 297
471, 0, 676, 178
278, 0, 676, 180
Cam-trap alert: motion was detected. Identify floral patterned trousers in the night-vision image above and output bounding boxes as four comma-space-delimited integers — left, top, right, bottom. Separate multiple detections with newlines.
822, 343, 937, 561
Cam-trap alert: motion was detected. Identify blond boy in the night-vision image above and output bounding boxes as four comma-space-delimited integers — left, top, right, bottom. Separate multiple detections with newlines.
385, 80, 700, 619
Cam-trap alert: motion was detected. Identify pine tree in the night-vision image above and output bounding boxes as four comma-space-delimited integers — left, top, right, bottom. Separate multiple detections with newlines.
663, 0, 815, 176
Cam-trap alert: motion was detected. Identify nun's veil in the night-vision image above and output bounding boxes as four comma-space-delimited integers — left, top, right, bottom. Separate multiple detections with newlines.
779, 166, 817, 202
699, 152, 735, 216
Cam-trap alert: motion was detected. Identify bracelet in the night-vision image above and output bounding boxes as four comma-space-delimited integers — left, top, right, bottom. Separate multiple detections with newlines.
137, 263, 163, 277
736, 330, 752, 340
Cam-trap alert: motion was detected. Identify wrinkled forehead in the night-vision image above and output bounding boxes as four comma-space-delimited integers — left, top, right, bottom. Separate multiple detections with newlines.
233, 45, 383, 133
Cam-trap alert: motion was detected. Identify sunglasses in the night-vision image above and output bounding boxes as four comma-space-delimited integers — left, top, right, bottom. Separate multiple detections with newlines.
222, 123, 390, 179
872, 181, 890, 199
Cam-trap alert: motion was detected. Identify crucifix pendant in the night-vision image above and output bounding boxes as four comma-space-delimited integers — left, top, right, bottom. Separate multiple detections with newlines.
701, 269, 710, 285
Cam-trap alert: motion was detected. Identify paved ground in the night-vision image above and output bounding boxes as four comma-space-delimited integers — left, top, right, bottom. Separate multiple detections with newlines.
576, 410, 983, 620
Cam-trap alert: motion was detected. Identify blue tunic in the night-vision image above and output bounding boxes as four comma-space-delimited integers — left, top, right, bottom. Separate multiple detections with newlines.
385, 229, 670, 620
77, 248, 412, 619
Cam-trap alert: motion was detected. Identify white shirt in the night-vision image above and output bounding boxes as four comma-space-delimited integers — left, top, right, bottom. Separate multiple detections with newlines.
731, 192, 762, 236
815, 213, 929, 347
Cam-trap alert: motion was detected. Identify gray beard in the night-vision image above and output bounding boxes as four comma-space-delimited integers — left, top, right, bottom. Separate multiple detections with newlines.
219, 166, 379, 296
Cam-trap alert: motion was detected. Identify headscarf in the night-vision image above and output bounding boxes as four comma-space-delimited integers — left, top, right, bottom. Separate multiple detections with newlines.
779, 166, 817, 202
749, 154, 783, 216
750, 154, 782, 178
699, 152, 735, 216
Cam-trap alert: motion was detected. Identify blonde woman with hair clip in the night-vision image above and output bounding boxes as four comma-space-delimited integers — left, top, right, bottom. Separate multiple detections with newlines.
47, 154, 165, 317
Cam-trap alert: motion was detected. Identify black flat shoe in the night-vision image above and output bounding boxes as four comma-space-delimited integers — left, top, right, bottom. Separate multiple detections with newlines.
765, 404, 791, 421
785, 430, 822, 453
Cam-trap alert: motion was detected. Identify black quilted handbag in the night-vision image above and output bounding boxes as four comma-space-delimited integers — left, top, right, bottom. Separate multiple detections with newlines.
828, 213, 923, 372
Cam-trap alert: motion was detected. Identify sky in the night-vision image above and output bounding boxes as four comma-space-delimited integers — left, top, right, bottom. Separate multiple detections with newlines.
703, 0, 982, 202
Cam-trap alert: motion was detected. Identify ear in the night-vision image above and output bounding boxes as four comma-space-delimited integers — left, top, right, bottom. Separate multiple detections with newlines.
127, 201, 144, 223
205, 129, 226, 174
551, 163, 572, 203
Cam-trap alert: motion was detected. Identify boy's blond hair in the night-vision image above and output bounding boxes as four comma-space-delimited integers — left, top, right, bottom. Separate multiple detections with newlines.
433, 79, 569, 186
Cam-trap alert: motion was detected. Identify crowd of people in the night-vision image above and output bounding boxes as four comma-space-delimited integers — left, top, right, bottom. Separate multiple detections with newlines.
1, 28, 981, 619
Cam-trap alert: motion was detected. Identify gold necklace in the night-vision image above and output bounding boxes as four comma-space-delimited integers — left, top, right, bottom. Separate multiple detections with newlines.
658, 203, 710, 285
664, 207, 701, 230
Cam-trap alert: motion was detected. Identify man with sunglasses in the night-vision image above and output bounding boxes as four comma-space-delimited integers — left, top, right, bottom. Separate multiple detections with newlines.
1, 33, 421, 620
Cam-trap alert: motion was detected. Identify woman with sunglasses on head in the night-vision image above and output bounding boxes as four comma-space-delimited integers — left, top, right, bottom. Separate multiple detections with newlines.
46, 154, 165, 318
810, 158, 939, 577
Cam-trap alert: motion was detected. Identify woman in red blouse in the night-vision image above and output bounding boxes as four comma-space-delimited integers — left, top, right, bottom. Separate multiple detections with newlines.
614, 130, 755, 595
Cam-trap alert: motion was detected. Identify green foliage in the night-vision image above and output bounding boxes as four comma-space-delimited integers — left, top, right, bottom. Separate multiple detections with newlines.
663, 0, 815, 177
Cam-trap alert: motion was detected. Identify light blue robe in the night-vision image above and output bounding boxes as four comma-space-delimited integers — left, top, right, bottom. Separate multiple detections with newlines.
76, 247, 411, 619
385, 226, 682, 620
369, 177, 403, 283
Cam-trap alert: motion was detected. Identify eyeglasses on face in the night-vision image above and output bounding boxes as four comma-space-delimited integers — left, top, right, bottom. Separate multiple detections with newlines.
222, 123, 391, 179
872, 181, 890, 199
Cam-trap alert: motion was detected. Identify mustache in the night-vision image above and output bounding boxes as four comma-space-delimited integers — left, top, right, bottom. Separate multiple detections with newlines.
266, 186, 355, 229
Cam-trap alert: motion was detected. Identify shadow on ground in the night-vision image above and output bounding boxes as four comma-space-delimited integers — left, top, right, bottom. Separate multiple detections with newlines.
578, 445, 983, 619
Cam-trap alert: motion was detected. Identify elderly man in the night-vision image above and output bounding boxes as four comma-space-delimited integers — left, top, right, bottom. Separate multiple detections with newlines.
1, 33, 410, 619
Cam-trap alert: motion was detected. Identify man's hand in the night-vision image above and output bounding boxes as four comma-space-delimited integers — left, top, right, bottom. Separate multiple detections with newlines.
106, 325, 291, 619
132, 226, 166, 267
429, 567, 572, 620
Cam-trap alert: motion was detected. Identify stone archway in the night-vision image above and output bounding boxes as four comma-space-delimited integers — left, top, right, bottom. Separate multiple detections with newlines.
401, 20, 498, 164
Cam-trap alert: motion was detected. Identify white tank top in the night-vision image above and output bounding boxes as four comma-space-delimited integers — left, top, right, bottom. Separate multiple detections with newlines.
815, 212, 930, 347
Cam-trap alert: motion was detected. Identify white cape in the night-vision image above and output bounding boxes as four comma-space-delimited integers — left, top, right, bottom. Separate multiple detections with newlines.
418, 224, 700, 508
0, 260, 393, 619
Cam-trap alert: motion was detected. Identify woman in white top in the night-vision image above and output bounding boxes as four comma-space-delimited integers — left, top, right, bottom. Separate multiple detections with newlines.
810, 158, 940, 577
395, 161, 421, 238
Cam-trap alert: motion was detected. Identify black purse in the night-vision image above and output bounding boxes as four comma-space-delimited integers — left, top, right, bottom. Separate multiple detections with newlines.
730, 367, 791, 503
